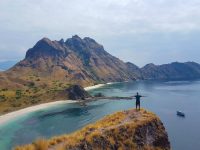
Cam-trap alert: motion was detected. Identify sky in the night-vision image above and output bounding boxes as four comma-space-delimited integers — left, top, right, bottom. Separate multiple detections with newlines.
0, 0, 200, 67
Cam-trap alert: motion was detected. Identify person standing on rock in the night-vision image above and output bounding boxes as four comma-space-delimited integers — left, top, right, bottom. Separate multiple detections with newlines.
133, 92, 145, 110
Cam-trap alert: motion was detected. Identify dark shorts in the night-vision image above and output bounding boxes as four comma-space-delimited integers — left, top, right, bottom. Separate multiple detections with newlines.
136, 101, 140, 105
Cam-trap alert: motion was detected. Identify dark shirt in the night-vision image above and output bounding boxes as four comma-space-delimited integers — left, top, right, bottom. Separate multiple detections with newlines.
135, 95, 142, 104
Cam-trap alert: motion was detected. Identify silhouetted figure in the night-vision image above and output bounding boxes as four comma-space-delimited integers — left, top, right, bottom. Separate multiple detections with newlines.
134, 92, 144, 110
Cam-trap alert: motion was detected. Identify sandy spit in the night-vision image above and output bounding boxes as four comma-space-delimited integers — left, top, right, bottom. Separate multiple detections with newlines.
84, 84, 107, 91
0, 100, 75, 126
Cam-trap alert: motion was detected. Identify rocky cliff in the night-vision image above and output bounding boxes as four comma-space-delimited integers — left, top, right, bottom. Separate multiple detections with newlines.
57, 85, 91, 100
15, 109, 170, 150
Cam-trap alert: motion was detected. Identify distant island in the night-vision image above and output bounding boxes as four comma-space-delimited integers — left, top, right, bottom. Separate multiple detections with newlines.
0, 35, 200, 114
0, 60, 18, 71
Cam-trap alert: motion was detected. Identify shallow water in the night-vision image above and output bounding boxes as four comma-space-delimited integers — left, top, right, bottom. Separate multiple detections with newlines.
1, 80, 200, 150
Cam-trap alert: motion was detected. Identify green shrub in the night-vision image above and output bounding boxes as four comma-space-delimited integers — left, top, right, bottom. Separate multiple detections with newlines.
16, 90, 22, 99
0, 95, 5, 101
2, 88, 8, 91
28, 82, 35, 88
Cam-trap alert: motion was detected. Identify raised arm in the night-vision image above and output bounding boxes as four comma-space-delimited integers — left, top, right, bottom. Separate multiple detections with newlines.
141, 95, 147, 97
130, 95, 136, 98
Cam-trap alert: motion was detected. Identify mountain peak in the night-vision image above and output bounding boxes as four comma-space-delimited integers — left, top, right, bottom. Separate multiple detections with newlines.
59, 38, 64, 44
25, 37, 66, 60
65, 35, 84, 47
70, 34, 83, 42
66, 35, 98, 46
38, 37, 52, 45
31, 37, 54, 50
83, 37, 96, 43
144, 63, 156, 67
126, 62, 140, 69
72, 34, 81, 38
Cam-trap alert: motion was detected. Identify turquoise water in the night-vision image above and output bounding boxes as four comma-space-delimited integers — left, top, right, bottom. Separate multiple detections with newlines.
1, 80, 200, 150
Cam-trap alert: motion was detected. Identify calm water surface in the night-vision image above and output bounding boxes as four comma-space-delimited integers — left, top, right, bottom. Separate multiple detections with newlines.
0, 80, 200, 150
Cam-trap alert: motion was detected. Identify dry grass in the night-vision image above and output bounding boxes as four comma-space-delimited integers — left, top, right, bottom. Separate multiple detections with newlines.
33, 139, 49, 150
15, 109, 166, 150
15, 144, 35, 150
15, 139, 48, 150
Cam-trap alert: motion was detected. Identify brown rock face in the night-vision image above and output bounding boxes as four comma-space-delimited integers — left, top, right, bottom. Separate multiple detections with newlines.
134, 119, 170, 149
58, 85, 91, 100
65, 109, 170, 150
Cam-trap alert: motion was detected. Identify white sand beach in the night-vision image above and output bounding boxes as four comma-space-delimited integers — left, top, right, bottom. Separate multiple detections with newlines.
0, 100, 75, 126
84, 82, 122, 91
84, 84, 106, 91
0, 82, 120, 126
107, 82, 120, 85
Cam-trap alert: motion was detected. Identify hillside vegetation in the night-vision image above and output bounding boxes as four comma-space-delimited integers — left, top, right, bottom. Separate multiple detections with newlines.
0, 84, 90, 115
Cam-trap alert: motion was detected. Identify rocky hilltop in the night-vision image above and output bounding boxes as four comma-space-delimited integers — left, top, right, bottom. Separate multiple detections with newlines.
2, 35, 138, 89
15, 109, 170, 150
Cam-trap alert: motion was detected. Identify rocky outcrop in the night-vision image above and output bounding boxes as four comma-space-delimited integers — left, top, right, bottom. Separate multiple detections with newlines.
15, 109, 170, 150
66, 85, 90, 100
58, 85, 91, 100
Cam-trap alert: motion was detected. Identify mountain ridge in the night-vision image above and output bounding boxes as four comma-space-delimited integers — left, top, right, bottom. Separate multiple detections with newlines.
1, 35, 200, 89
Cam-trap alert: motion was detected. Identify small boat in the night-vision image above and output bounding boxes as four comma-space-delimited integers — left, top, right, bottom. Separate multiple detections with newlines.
177, 111, 185, 117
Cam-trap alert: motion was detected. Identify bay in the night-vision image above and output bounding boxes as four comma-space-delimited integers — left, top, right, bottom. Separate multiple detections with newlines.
1, 80, 200, 150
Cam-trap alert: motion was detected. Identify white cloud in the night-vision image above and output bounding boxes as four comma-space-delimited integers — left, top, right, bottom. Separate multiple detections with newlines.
1, 0, 200, 34
0, 0, 200, 65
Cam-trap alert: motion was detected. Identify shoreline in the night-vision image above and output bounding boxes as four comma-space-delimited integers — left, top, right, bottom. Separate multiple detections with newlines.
84, 84, 106, 91
0, 82, 124, 126
0, 100, 75, 126
84, 82, 121, 91
0, 83, 110, 126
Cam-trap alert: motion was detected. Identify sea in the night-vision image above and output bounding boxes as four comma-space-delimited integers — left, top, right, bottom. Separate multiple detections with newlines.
0, 80, 200, 150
